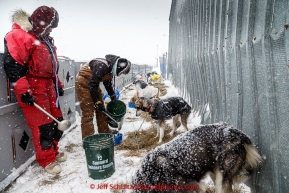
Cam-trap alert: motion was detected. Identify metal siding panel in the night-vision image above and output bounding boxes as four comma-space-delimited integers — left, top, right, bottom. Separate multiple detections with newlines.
12, 124, 34, 168
252, 1, 276, 192
0, 125, 14, 182
230, 48, 239, 127
168, 0, 289, 192
218, 0, 227, 122
64, 100, 76, 124
0, 53, 16, 106
0, 53, 8, 106
0, 109, 26, 129
239, 0, 257, 138
58, 60, 75, 88
74, 62, 86, 114
206, 0, 215, 123
223, 0, 233, 123
59, 87, 75, 123
270, 0, 289, 192
0, 109, 33, 183
215, 0, 223, 122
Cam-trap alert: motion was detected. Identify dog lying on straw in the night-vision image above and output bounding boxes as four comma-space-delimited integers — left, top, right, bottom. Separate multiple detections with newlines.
132, 123, 262, 193
134, 96, 191, 143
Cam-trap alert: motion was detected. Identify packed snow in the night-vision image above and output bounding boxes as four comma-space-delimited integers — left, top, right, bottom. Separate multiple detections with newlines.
3, 80, 250, 193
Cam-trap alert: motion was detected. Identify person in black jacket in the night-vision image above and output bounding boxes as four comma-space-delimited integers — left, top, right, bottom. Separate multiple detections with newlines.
75, 54, 131, 139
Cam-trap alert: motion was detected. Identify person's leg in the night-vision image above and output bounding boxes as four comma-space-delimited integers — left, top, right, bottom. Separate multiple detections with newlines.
17, 78, 57, 168
95, 87, 111, 133
46, 79, 65, 157
75, 75, 95, 138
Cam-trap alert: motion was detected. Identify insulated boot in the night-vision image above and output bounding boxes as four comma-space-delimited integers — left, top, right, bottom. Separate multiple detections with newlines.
56, 152, 68, 162
44, 161, 61, 174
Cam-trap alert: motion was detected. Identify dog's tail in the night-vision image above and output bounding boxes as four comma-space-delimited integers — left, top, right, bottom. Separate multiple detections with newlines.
244, 143, 262, 169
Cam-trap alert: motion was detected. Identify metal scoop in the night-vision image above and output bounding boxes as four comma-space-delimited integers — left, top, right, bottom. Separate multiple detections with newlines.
102, 111, 123, 132
34, 103, 71, 131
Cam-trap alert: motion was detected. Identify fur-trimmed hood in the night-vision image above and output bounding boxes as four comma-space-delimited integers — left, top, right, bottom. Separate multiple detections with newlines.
105, 54, 120, 66
29, 6, 59, 37
10, 9, 32, 32
105, 54, 131, 76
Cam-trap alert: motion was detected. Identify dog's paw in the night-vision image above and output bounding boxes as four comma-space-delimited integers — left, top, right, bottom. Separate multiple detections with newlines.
169, 131, 174, 136
157, 140, 163, 144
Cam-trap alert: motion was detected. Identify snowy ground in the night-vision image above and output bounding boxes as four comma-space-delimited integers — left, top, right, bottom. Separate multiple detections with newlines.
5, 80, 250, 193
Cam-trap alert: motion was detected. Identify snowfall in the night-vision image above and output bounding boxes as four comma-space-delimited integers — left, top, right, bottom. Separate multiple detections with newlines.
3, 79, 250, 193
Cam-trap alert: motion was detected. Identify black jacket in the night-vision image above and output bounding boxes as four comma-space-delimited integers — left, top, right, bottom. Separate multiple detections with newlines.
150, 97, 191, 120
88, 54, 119, 103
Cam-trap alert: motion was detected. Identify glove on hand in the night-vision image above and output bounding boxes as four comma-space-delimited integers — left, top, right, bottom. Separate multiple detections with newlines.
21, 92, 34, 106
95, 101, 105, 111
110, 94, 116, 101
58, 88, 64, 96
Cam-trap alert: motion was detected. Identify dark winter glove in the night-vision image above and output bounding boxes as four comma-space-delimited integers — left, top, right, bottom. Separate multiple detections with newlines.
95, 101, 105, 111
110, 94, 116, 101
58, 88, 64, 96
21, 92, 34, 106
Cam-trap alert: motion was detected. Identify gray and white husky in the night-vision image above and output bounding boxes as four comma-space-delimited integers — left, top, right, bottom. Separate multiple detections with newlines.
134, 97, 191, 143
132, 123, 262, 193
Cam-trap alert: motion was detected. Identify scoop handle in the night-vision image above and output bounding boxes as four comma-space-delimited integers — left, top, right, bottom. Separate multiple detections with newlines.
34, 103, 61, 124
102, 111, 119, 124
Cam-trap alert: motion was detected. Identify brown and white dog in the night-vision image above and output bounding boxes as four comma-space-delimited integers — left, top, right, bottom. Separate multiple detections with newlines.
130, 80, 160, 104
135, 97, 191, 143
132, 123, 262, 193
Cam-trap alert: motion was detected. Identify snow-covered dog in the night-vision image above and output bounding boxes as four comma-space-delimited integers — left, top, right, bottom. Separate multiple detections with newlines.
134, 97, 191, 143
132, 123, 262, 193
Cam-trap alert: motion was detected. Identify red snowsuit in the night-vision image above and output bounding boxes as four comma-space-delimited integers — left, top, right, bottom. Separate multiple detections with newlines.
4, 20, 64, 167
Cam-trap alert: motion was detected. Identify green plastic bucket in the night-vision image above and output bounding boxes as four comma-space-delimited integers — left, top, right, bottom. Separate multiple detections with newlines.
83, 134, 115, 179
106, 100, 126, 128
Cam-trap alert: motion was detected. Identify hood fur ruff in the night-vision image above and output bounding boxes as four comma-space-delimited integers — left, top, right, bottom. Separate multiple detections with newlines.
11, 9, 32, 32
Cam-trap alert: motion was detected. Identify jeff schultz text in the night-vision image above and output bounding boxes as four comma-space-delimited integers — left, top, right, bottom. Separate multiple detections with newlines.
92, 183, 199, 190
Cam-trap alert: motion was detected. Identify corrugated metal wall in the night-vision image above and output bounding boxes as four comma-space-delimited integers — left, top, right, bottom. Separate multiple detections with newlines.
168, 0, 289, 192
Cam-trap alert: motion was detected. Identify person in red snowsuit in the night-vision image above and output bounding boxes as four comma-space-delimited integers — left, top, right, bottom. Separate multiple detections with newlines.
3, 6, 67, 174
